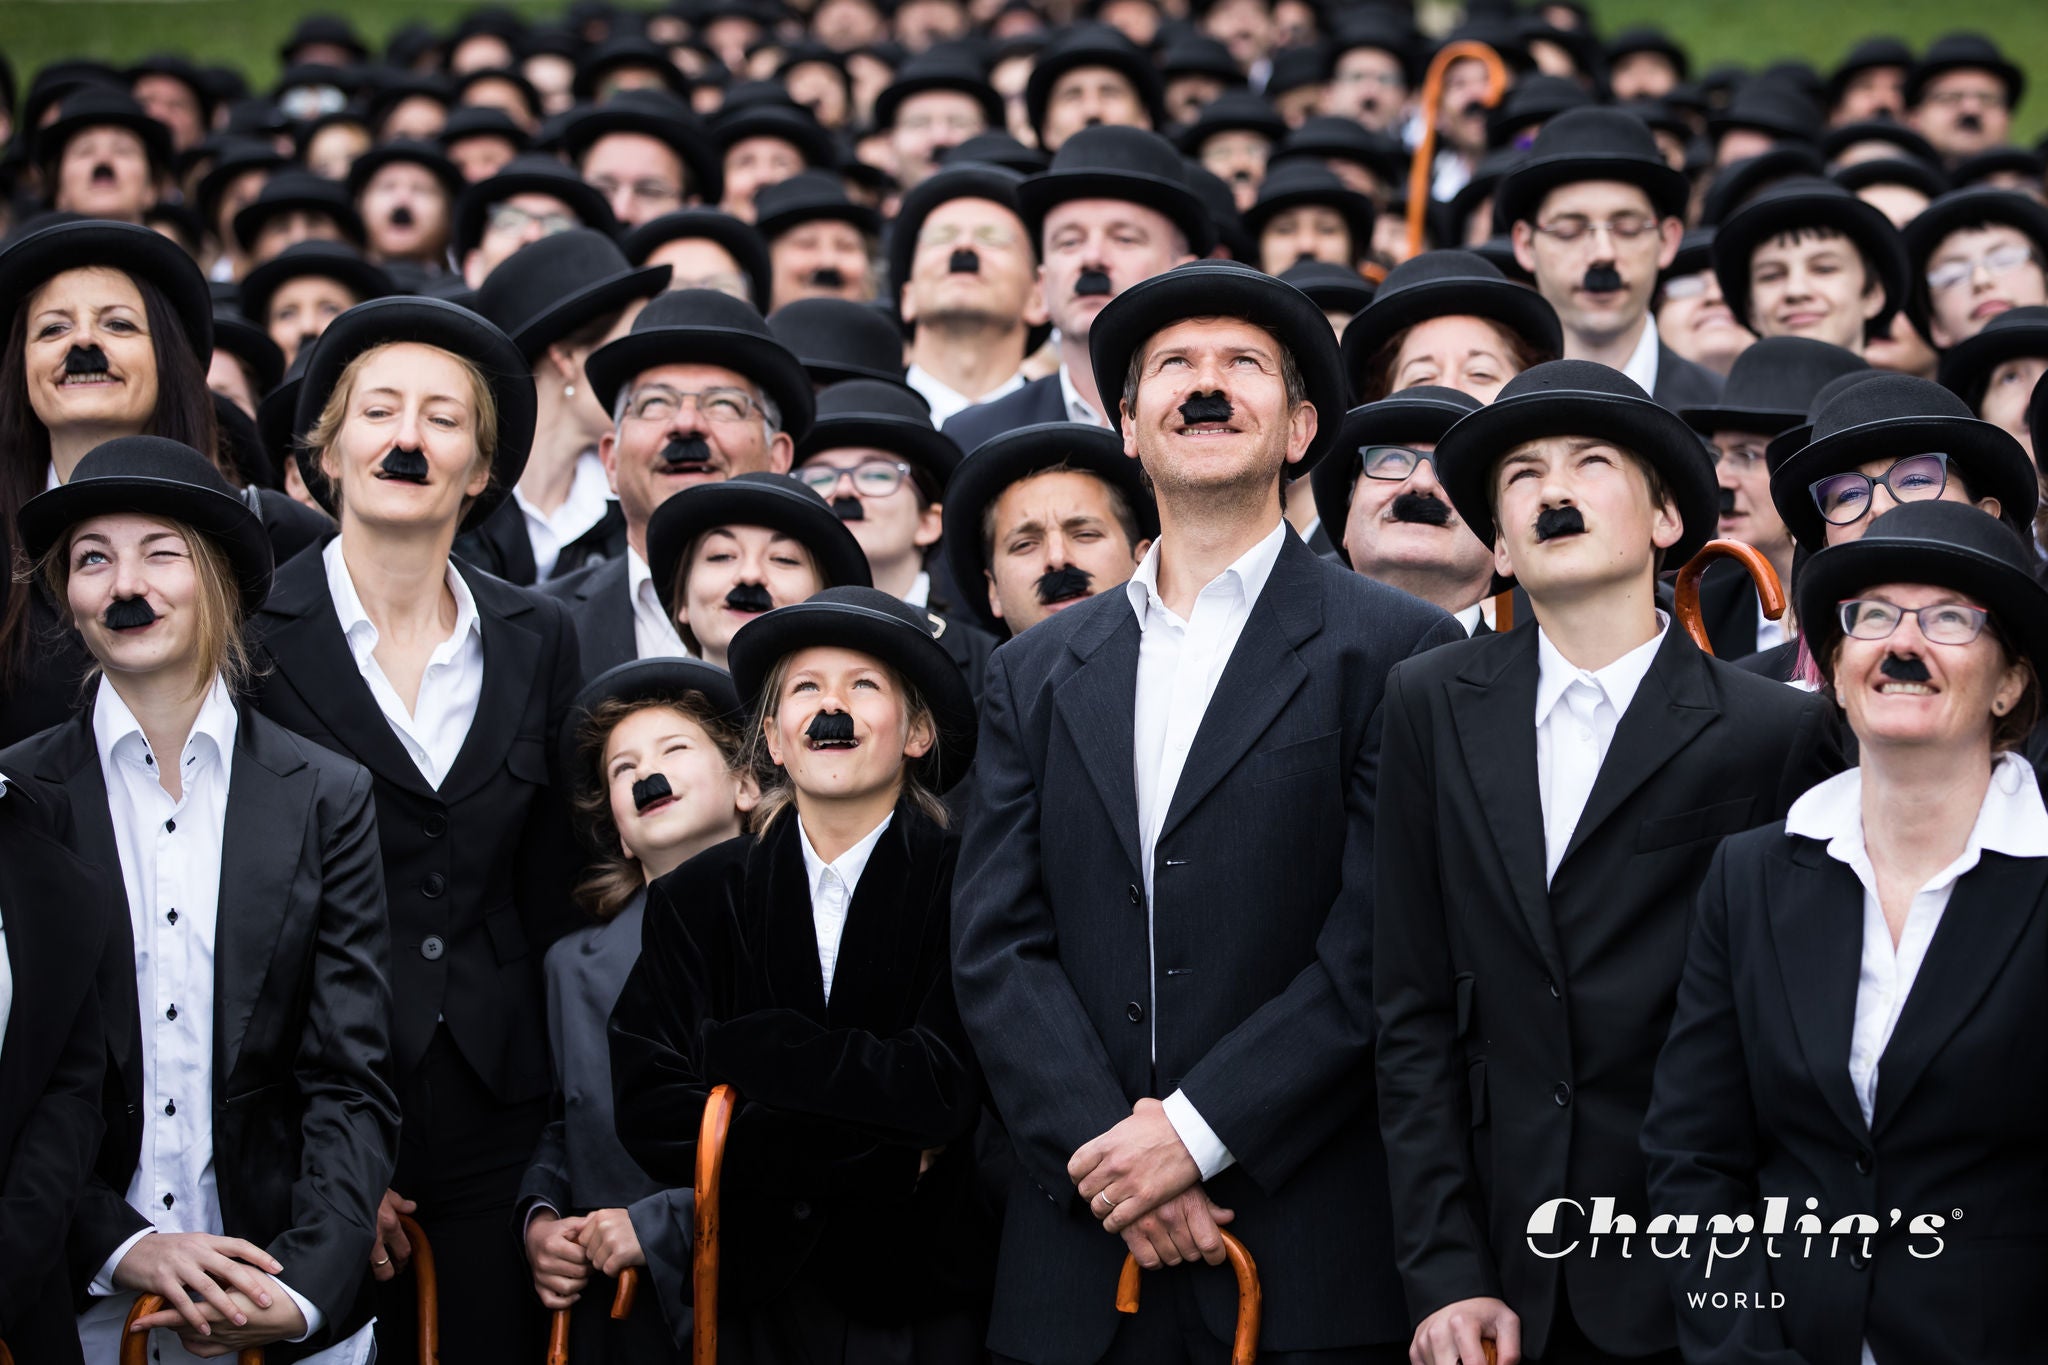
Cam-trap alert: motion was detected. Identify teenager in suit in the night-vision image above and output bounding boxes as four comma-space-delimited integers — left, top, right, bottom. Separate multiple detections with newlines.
246, 297, 581, 1365
1374, 361, 1841, 1365
954, 262, 1465, 1365
3, 436, 397, 1363
1644, 501, 2048, 1365
519, 658, 757, 1363
610, 586, 993, 1363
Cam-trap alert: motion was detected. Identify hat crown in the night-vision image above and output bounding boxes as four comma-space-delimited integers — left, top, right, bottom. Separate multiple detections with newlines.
1254, 159, 1352, 202
1044, 124, 1187, 182
475, 228, 638, 332
1524, 106, 1666, 165
257, 169, 349, 204
1715, 338, 1870, 419
632, 288, 772, 339
1812, 372, 1974, 438
803, 584, 948, 639
1849, 497, 2034, 572
813, 379, 936, 426
70, 436, 238, 500
1495, 357, 1656, 405
1377, 248, 1511, 296
755, 170, 854, 216
769, 298, 899, 361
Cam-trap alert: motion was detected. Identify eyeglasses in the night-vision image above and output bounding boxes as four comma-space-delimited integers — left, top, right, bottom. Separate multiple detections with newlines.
1809, 453, 1950, 525
623, 384, 762, 425
1920, 87, 2009, 111
1711, 444, 1768, 471
1837, 597, 1990, 645
1926, 243, 2037, 293
916, 222, 1025, 252
1660, 272, 1713, 301
1531, 214, 1660, 245
796, 458, 914, 497
487, 203, 577, 237
589, 177, 683, 206
1358, 444, 1437, 480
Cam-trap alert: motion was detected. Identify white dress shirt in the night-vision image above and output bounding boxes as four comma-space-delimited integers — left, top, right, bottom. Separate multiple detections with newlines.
323, 538, 482, 789
515, 450, 614, 582
796, 812, 893, 1004
1783, 751, 2048, 1365
901, 572, 932, 609
627, 547, 692, 661
906, 364, 1026, 428
1057, 364, 1108, 427
1124, 520, 1288, 1180
1534, 617, 1667, 884
1454, 603, 1485, 637
1755, 601, 1788, 654
1618, 314, 1664, 398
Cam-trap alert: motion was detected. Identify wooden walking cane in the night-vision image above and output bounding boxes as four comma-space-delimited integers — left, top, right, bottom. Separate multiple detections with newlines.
544, 1267, 644, 1363
119, 1296, 264, 1364
694, 1084, 738, 1365
1673, 539, 1787, 656
1, 1339, 14, 1365
1115, 1232, 1262, 1365
399, 1211, 440, 1365
1406, 40, 1511, 260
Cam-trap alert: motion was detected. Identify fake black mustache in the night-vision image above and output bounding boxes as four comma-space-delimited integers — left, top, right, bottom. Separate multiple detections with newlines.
1535, 505, 1586, 541
1880, 654, 1931, 682
1034, 564, 1093, 605
1719, 487, 1737, 515
379, 447, 430, 483
1581, 265, 1625, 293
830, 494, 864, 521
92, 162, 116, 183
808, 266, 848, 288
66, 345, 110, 376
1957, 113, 1984, 134
724, 582, 773, 613
948, 247, 980, 274
805, 709, 856, 743
631, 772, 674, 811
1179, 392, 1233, 426
659, 436, 713, 469
104, 596, 158, 630
1390, 492, 1453, 526
388, 204, 416, 228
1074, 268, 1113, 297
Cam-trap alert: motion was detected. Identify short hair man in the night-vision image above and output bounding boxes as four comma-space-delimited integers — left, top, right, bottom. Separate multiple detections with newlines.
562, 91, 718, 228
755, 171, 880, 310
1711, 177, 1908, 356
1025, 24, 1162, 153
454, 154, 618, 286
1906, 33, 2024, 164
875, 56, 999, 188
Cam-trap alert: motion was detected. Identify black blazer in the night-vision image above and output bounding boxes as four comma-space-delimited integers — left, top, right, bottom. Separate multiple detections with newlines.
953, 531, 1464, 1364
543, 554, 637, 683
248, 543, 583, 1102
2, 702, 400, 1360
1372, 623, 1840, 1359
1642, 823, 2048, 1365
609, 807, 992, 1324
455, 496, 627, 588
1653, 342, 1726, 411
0, 777, 115, 1365
940, 373, 1069, 454
1697, 558, 1766, 662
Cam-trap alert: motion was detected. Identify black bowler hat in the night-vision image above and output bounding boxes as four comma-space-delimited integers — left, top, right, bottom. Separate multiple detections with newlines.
36, 87, 172, 174
874, 53, 1003, 132
476, 228, 671, 363
768, 297, 911, 393
574, 36, 694, 101
1273, 118, 1409, 190
2030, 370, 2048, 471
1901, 189, 2048, 343
559, 89, 723, 206
1022, 23, 1164, 143
1311, 387, 1482, 568
0, 218, 214, 361
1711, 176, 1909, 341
1681, 337, 1869, 437
452, 154, 619, 261
622, 209, 771, 311
943, 132, 1048, 176
1939, 306, 2048, 414
1820, 118, 1940, 169
1760, 368, 1892, 479
1831, 156, 1950, 203
366, 75, 454, 136
1241, 162, 1377, 267
1707, 78, 1825, 147
1658, 226, 1716, 289
1493, 107, 1691, 228
1279, 260, 1375, 315
1768, 372, 2038, 554
886, 161, 1029, 319
1950, 148, 2048, 193
239, 241, 396, 329
1173, 89, 1287, 156
453, 68, 543, 126
1338, 249, 1562, 403
232, 171, 365, 255
586, 288, 815, 437
1088, 259, 1348, 470
1159, 34, 1247, 87
345, 139, 465, 203
1017, 125, 1214, 256
1451, 149, 1522, 240
1433, 359, 1721, 574
281, 13, 369, 64
796, 380, 960, 501
1826, 38, 1914, 110
647, 472, 872, 623
128, 52, 220, 125
711, 102, 837, 170
753, 170, 881, 242
293, 296, 537, 532
1604, 27, 1688, 80
1906, 33, 2025, 112
211, 313, 286, 397
1487, 74, 1592, 151
19, 435, 273, 611
727, 585, 977, 791
558, 656, 744, 800
195, 139, 291, 231
1264, 44, 1330, 102
439, 105, 533, 157
1182, 161, 1253, 263
1798, 499, 2048, 684
940, 421, 1156, 635
1701, 145, 1828, 227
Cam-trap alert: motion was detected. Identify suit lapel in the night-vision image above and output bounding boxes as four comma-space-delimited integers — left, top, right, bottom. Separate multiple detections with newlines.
1871, 850, 2048, 1135
1050, 596, 1144, 878
823, 814, 924, 1028
440, 568, 541, 801
592, 559, 637, 668
213, 713, 310, 1083
1767, 841, 1870, 1142
757, 819, 830, 1020
1558, 629, 1717, 870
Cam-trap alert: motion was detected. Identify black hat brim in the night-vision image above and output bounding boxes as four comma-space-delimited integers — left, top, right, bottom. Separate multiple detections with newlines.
1017, 168, 1217, 257
1712, 191, 1909, 342
232, 194, 366, 254
345, 143, 465, 201
1339, 276, 1564, 404
622, 211, 774, 313
584, 325, 816, 441
1677, 401, 1808, 438
1798, 529, 2048, 683
1769, 414, 2040, 554
645, 480, 873, 625
510, 263, 672, 362
874, 74, 1005, 134
239, 251, 395, 327
1938, 316, 2048, 412
755, 200, 883, 243
1310, 393, 1482, 567
561, 108, 724, 206
1242, 189, 1377, 263
19, 473, 273, 612
38, 106, 173, 172
557, 656, 745, 798
713, 111, 837, 171
211, 314, 287, 396
796, 414, 962, 496
453, 170, 617, 259
1494, 152, 1691, 230
0, 219, 214, 360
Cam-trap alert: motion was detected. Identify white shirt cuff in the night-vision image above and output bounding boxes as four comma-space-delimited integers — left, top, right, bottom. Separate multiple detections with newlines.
1162, 1089, 1235, 1181
276, 1276, 322, 1341
91, 1228, 157, 1296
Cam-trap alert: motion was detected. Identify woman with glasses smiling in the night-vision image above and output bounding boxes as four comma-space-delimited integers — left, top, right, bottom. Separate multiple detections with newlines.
1902, 188, 2048, 351
1644, 498, 2048, 1365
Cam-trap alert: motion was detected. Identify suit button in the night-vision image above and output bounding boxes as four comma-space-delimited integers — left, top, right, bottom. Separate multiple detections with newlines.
1849, 1250, 1869, 1271
1125, 1001, 1145, 1023
423, 815, 447, 838
421, 935, 446, 961
792, 1201, 812, 1221
422, 873, 447, 897
1552, 1082, 1572, 1107
1854, 1149, 1872, 1175
1128, 884, 1141, 906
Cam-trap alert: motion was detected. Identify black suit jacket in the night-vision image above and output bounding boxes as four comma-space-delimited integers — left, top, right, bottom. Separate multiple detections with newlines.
953, 531, 1465, 1364
543, 555, 637, 683
455, 496, 627, 588
1643, 822, 2048, 1365
1372, 623, 1840, 1359
0, 777, 115, 1365
940, 373, 1070, 454
248, 544, 582, 1102
1, 703, 400, 1360
1653, 342, 1726, 411
1697, 558, 1766, 661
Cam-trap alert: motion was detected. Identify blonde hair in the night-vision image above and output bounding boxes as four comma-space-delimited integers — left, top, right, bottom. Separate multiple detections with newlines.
299, 341, 501, 517
742, 652, 949, 833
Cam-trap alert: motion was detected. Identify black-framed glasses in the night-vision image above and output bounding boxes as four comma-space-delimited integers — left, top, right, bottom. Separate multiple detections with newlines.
1358, 444, 1437, 480
796, 458, 914, 497
1809, 453, 1950, 526
1837, 597, 1991, 646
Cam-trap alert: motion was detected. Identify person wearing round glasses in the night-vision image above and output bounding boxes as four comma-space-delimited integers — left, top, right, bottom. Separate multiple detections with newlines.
1902, 188, 2048, 352
1644, 497, 2048, 1365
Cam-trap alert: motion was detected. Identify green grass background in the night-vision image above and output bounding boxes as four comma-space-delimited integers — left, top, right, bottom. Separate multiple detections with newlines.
4, 0, 2043, 142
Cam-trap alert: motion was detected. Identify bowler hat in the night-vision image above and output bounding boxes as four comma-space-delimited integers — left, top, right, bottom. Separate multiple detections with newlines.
711, 102, 837, 171
36, 87, 172, 173
1711, 176, 1909, 340
943, 133, 1048, 176
475, 228, 671, 362
1487, 75, 1591, 151
1820, 118, 1939, 168
558, 656, 745, 800
1017, 125, 1215, 256
558, 89, 723, 206
574, 36, 693, 101
232, 171, 365, 254
1826, 38, 1914, 110
239, 241, 395, 330
1279, 260, 1375, 315
886, 161, 1030, 319
1831, 156, 1950, 203
1492, 106, 1690, 228
586, 288, 815, 437
211, 313, 286, 398
281, 13, 369, 64
1901, 189, 2048, 341
1700, 145, 1827, 226
1022, 24, 1164, 142
874, 54, 1003, 131
0, 217, 213, 361
1938, 305, 2048, 413
1173, 90, 1287, 156
452, 154, 618, 260
1605, 27, 1688, 80
1241, 161, 1376, 266
1680, 336, 1870, 437
1707, 78, 1825, 147
646, 472, 872, 624
752, 170, 881, 242
796, 379, 960, 500
1273, 119, 1408, 189
1311, 387, 1482, 567
345, 139, 465, 202
769, 298, 911, 390
623, 209, 771, 312
195, 139, 291, 232
1339, 249, 1562, 403
1905, 33, 2024, 112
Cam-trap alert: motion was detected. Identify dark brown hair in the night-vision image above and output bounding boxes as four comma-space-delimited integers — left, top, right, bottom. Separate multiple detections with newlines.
1354, 316, 1553, 404
1823, 616, 2042, 754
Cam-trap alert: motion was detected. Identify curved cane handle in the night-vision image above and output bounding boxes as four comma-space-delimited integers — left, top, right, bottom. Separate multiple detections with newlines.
119, 1294, 264, 1365
1408, 41, 1511, 258
1115, 1231, 1262, 1365
545, 1264, 640, 1365
1674, 538, 1788, 655
399, 1213, 439, 1365
694, 1085, 738, 1365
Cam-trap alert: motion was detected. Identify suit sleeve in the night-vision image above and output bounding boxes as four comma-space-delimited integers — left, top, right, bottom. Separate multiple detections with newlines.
1639, 842, 1803, 1365
516, 1117, 573, 1225
951, 643, 1142, 1207
1372, 657, 1504, 1319
1773, 695, 1846, 817
627, 1187, 697, 1353
269, 764, 401, 1330
609, 875, 722, 1188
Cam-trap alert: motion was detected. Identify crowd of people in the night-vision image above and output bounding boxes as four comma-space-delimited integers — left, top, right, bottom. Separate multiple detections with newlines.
0, 4, 2045, 1364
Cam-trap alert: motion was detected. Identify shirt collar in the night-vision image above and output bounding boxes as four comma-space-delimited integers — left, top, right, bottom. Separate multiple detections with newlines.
92, 672, 239, 774
1454, 603, 1485, 636
903, 571, 931, 608
628, 546, 657, 601
323, 536, 481, 660
1787, 751, 2048, 881
797, 810, 895, 900
1125, 519, 1289, 627
1057, 364, 1107, 427
514, 450, 614, 534
1534, 613, 1668, 726
1620, 314, 1662, 396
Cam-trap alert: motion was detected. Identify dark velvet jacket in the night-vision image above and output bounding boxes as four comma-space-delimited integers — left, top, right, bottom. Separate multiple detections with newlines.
609, 805, 993, 1324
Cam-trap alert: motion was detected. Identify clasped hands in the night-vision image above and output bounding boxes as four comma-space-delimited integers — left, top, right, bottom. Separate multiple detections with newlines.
116, 1231, 306, 1356
1067, 1096, 1233, 1270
